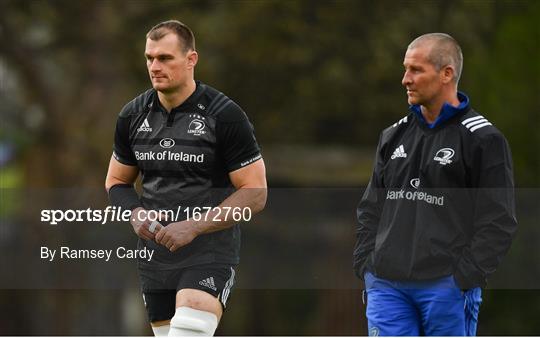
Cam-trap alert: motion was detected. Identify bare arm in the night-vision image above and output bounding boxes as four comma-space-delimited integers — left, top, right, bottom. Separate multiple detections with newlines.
105, 156, 162, 241
197, 158, 267, 233
155, 159, 267, 251
105, 155, 139, 191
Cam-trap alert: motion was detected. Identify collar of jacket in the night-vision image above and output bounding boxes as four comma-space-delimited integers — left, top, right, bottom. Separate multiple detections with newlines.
410, 91, 470, 128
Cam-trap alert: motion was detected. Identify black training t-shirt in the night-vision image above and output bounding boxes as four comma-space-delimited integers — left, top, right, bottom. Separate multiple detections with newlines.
112, 81, 262, 269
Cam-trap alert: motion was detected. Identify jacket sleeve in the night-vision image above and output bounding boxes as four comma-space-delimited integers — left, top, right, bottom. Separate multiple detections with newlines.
353, 133, 385, 279
454, 133, 518, 289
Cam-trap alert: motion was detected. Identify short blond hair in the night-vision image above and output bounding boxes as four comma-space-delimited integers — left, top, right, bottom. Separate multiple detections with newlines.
408, 33, 463, 83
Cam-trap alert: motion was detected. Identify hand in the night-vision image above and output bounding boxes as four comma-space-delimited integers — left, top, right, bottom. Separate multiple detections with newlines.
130, 207, 165, 241
155, 220, 199, 252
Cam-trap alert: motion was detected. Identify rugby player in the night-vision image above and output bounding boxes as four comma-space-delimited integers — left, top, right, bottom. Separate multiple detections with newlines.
105, 20, 267, 336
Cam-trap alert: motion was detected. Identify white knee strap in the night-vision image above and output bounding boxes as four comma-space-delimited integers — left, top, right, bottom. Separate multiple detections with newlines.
168, 307, 218, 336
152, 324, 170, 336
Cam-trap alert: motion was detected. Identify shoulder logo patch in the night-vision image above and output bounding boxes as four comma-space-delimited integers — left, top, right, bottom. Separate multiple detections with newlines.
462, 115, 492, 132
433, 148, 455, 165
188, 114, 207, 136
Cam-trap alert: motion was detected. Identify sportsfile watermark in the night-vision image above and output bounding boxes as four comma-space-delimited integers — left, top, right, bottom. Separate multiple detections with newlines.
0, 187, 537, 290
40, 246, 154, 262
40, 206, 252, 225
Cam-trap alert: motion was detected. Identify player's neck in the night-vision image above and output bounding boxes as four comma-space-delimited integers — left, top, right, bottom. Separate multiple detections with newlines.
158, 80, 196, 113
421, 90, 459, 123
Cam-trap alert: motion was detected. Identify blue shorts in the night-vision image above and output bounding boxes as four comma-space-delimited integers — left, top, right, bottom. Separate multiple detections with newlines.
364, 271, 482, 336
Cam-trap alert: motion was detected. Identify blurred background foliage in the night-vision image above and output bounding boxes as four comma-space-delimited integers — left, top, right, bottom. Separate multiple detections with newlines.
0, 0, 539, 335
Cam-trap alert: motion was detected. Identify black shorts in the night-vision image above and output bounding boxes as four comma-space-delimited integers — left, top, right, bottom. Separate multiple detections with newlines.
139, 263, 237, 323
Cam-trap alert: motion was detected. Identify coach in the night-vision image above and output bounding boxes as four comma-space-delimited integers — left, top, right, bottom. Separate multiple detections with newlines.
353, 33, 517, 336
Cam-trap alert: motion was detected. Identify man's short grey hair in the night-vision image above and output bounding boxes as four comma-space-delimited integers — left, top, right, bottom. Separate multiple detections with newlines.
408, 33, 463, 84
